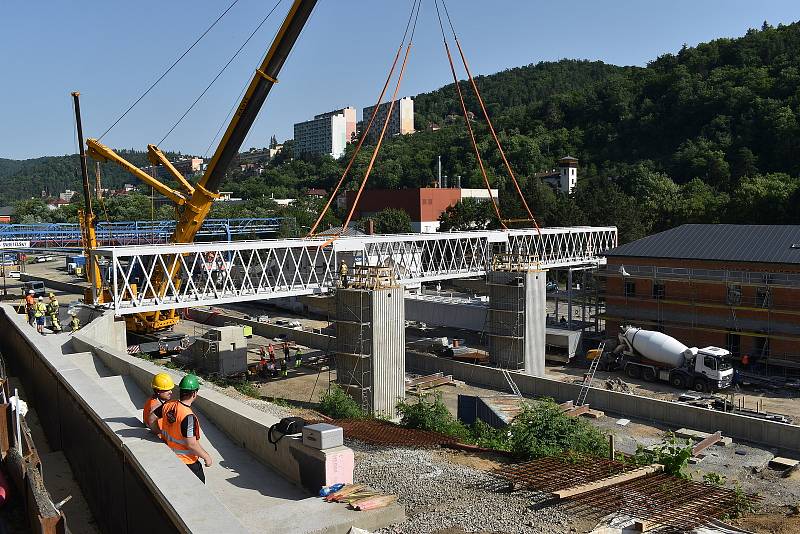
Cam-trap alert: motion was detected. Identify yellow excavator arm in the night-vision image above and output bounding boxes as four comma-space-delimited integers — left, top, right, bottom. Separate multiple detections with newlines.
87, 0, 318, 333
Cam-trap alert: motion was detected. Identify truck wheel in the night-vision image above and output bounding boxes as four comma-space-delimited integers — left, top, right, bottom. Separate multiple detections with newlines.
642, 367, 656, 382
693, 379, 707, 393
625, 365, 641, 379
670, 375, 685, 388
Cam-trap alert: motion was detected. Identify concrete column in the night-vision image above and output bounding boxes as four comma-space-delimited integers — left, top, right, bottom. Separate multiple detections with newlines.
487, 269, 546, 377
334, 286, 405, 417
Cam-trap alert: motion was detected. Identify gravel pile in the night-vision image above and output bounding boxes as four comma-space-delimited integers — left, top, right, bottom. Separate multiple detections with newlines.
352, 443, 582, 534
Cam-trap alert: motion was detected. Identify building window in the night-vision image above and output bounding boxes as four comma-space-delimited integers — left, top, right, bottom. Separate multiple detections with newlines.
726, 284, 742, 306
624, 280, 636, 297
756, 287, 772, 308
652, 281, 665, 299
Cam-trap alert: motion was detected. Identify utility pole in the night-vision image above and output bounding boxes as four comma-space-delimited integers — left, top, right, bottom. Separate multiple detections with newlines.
438, 155, 442, 188
71, 92, 101, 304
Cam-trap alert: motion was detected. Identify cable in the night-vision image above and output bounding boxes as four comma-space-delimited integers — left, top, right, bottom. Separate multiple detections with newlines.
441, 0, 539, 230
99, 0, 240, 140
158, 0, 284, 147
204, 79, 249, 158
334, 0, 422, 241
308, 0, 420, 237
434, 0, 505, 229
442, 0, 539, 232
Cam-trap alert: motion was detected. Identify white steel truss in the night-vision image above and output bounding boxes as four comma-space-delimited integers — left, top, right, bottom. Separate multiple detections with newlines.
92, 226, 617, 315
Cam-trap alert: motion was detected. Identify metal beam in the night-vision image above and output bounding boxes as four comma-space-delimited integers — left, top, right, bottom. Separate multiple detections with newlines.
91, 226, 617, 315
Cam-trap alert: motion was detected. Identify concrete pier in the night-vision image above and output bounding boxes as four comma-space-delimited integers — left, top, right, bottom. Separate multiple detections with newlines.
487, 268, 546, 377
335, 272, 406, 417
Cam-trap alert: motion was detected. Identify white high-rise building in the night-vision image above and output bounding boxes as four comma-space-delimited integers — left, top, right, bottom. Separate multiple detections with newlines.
293, 109, 350, 158
362, 97, 414, 144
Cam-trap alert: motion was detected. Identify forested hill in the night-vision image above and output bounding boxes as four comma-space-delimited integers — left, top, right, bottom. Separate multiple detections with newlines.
0, 150, 185, 205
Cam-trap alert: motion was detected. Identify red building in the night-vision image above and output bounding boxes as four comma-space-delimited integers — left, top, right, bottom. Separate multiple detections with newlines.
344, 188, 498, 233
602, 224, 800, 374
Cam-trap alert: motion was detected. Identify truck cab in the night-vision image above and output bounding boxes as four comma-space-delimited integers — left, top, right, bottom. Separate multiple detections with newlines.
691, 346, 734, 390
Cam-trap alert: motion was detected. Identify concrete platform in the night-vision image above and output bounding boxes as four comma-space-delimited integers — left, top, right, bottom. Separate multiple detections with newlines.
68, 325, 404, 533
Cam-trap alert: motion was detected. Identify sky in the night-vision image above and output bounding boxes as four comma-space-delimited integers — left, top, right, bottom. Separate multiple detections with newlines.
2, 0, 800, 160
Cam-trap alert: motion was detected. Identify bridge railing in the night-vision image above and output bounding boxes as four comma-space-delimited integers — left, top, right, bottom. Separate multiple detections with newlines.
91, 227, 617, 315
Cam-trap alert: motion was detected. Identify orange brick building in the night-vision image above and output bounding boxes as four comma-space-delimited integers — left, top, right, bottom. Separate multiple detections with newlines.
602, 225, 800, 374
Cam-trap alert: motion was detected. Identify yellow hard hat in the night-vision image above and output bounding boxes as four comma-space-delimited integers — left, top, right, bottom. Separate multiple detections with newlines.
49, 292, 55, 298
151, 373, 175, 391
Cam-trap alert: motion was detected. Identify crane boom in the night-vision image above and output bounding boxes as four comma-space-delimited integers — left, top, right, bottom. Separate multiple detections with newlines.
83, 0, 318, 333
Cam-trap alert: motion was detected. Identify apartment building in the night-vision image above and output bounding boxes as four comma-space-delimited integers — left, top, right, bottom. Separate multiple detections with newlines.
293, 108, 353, 158
361, 97, 414, 144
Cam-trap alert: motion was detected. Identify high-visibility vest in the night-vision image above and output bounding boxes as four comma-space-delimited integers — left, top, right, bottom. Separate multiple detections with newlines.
143, 396, 165, 427
25, 295, 35, 308
34, 303, 46, 317
160, 400, 201, 464
47, 299, 59, 314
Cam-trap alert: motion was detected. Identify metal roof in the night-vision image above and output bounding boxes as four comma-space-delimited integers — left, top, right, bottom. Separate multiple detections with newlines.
604, 224, 800, 265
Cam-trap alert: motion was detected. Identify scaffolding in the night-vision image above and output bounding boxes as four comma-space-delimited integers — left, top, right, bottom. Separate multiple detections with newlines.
334, 265, 399, 414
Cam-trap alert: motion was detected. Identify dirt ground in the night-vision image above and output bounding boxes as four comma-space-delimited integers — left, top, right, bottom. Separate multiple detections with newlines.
545, 362, 800, 422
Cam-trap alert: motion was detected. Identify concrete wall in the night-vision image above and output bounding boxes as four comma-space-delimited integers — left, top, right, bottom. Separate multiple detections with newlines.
404, 296, 487, 331
189, 308, 333, 351
0, 305, 246, 534
406, 351, 800, 454
371, 287, 406, 417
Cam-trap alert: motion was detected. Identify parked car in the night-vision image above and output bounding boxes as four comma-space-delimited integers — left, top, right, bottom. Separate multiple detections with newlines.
22, 281, 46, 298
546, 281, 559, 292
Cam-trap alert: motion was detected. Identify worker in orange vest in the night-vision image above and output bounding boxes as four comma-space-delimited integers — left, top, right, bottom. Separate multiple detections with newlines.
24, 290, 35, 326
148, 374, 212, 482
741, 353, 750, 367
142, 373, 174, 430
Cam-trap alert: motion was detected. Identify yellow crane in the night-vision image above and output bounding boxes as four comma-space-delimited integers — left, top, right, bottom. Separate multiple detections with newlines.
85, 0, 317, 334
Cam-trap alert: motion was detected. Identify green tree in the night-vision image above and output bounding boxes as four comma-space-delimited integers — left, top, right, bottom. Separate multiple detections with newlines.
366, 208, 412, 234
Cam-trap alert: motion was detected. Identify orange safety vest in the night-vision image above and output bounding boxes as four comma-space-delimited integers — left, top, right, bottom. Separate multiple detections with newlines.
142, 396, 165, 427
160, 400, 201, 464
25, 295, 35, 308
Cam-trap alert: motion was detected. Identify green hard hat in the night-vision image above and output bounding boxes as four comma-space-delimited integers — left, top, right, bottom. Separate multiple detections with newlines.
179, 374, 200, 391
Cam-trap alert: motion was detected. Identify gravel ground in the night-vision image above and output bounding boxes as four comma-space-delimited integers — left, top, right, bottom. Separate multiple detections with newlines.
352, 443, 592, 534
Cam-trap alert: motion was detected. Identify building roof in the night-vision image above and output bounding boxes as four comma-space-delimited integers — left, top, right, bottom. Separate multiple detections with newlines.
605, 224, 800, 265
0, 206, 14, 217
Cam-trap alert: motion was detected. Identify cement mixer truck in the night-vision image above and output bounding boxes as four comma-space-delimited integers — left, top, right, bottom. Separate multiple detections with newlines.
604, 326, 734, 392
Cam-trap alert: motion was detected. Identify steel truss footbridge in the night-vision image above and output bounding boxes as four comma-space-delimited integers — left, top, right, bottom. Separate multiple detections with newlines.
0, 218, 285, 248
91, 226, 617, 315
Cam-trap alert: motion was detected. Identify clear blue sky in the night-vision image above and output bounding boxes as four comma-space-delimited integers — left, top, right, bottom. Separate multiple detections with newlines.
2, 0, 799, 160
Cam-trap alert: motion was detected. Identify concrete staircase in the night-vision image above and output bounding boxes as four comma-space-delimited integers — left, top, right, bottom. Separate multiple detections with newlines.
67, 351, 396, 533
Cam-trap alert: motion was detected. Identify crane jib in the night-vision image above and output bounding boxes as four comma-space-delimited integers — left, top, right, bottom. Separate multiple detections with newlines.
201, 0, 318, 193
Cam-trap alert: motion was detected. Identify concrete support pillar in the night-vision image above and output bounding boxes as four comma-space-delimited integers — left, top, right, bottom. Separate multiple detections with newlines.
334, 286, 405, 417
487, 269, 546, 377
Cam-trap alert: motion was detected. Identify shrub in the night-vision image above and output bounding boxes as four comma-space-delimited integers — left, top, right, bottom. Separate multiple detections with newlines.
629, 432, 693, 478
507, 399, 609, 460
319, 384, 366, 419
396, 392, 469, 440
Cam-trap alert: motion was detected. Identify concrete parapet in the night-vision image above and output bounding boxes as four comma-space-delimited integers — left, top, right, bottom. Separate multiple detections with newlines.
406, 351, 800, 454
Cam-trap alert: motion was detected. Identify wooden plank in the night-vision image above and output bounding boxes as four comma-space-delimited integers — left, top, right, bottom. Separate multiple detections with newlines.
554, 464, 664, 499
692, 431, 722, 456
559, 400, 574, 412
565, 404, 590, 417
407, 373, 443, 387
414, 376, 455, 390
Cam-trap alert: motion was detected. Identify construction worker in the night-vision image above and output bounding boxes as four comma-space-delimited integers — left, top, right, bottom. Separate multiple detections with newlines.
148, 374, 212, 482
47, 293, 61, 333
267, 343, 275, 361
280, 357, 288, 377
68, 311, 81, 333
339, 260, 348, 288
294, 347, 302, 368
34, 297, 47, 335
24, 290, 35, 326
143, 373, 174, 430
741, 353, 750, 367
